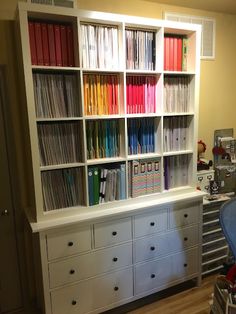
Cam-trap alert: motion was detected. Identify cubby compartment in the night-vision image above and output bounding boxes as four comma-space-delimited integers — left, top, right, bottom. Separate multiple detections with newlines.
163, 74, 195, 113
87, 162, 126, 206
33, 70, 82, 118
28, 14, 79, 67
83, 72, 124, 116
37, 120, 84, 166
41, 166, 86, 211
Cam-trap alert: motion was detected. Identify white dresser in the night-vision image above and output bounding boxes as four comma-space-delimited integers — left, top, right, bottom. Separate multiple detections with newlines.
34, 194, 203, 314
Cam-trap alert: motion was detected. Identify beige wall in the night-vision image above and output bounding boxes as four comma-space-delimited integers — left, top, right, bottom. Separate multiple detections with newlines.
0, 0, 19, 20
78, 0, 236, 161
1, 0, 236, 162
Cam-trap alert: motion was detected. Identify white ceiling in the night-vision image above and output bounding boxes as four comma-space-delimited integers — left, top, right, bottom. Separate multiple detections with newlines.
144, 0, 236, 15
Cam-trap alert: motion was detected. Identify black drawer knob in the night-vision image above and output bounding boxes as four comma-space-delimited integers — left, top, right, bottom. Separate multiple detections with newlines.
113, 257, 118, 262
68, 241, 74, 247
150, 246, 155, 251
114, 286, 119, 291
71, 300, 77, 305
150, 222, 155, 227
112, 231, 117, 236
184, 237, 188, 241
70, 269, 75, 274
151, 273, 156, 279
184, 263, 188, 267
184, 214, 188, 218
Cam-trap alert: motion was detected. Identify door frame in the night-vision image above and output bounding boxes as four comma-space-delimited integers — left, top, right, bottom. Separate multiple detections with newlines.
0, 65, 25, 313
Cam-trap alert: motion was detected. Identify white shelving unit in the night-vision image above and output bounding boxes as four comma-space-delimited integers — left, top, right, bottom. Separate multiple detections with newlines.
16, 2, 204, 314
16, 2, 201, 222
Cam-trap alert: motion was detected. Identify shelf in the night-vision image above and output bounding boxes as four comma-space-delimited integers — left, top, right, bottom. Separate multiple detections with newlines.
163, 185, 192, 193
82, 68, 123, 73
87, 157, 126, 165
32, 66, 81, 71
125, 69, 160, 74
163, 150, 193, 156
40, 163, 85, 171
85, 115, 125, 120
164, 71, 195, 75
127, 153, 161, 160
36, 117, 83, 122
127, 113, 161, 118
163, 112, 194, 117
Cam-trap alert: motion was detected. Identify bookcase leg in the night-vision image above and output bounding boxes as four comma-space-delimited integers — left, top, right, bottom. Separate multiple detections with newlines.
196, 274, 202, 287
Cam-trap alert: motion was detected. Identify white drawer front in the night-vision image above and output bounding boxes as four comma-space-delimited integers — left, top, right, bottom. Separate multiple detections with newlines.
49, 242, 132, 288
51, 268, 133, 314
134, 225, 199, 263
169, 248, 199, 280
134, 209, 168, 238
135, 256, 170, 295
135, 247, 199, 295
94, 217, 132, 248
47, 226, 92, 261
169, 203, 199, 229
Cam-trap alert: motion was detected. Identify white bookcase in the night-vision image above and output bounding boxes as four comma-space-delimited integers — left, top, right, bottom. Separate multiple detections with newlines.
16, 3, 205, 314
16, 2, 201, 223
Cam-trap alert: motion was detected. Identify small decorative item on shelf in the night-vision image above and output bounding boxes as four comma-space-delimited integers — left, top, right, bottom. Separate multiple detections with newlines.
209, 180, 220, 195
197, 140, 213, 171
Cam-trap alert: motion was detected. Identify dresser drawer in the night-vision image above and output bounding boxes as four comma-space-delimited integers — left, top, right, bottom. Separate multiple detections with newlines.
134, 208, 168, 238
134, 225, 199, 263
46, 226, 92, 261
51, 267, 133, 314
135, 255, 170, 295
49, 242, 132, 288
94, 217, 132, 248
169, 247, 199, 280
169, 202, 199, 229
135, 247, 199, 295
